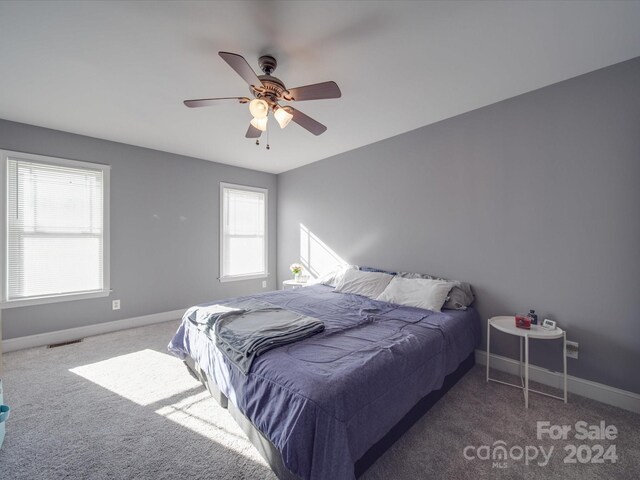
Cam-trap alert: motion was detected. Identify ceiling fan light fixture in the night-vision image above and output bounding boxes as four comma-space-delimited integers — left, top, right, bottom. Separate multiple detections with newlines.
249, 98, 269, 119
274, 106, 293, 129
250, 116, 268, 132
184, 52, 338, 138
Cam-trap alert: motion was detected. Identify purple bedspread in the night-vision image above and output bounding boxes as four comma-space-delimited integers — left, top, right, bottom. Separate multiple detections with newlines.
168, 285, 480, 480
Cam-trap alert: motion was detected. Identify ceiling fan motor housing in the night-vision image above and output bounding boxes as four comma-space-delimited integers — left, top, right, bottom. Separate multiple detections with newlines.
251, 55, 288, 105
254, 75, 286, 101
258, 55, 277, 75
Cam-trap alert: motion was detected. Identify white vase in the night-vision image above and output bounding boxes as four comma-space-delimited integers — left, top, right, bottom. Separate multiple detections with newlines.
294, 273, 300, 282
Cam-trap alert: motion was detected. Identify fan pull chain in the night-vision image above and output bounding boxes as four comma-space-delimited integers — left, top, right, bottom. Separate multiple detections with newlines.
266, 128, 270, 150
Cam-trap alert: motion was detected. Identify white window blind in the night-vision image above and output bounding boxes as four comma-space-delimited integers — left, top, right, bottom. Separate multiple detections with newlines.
220, 183, 267, 281
4, 152, 109, 304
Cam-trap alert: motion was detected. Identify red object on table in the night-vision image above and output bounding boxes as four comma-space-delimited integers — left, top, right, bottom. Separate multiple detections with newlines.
515, 314, 531, 329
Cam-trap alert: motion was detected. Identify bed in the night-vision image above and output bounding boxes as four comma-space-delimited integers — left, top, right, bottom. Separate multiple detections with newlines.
168, 284, 481, 480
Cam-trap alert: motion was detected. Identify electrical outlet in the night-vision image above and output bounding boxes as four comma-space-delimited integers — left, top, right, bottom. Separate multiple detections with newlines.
262, 280, 267, 288
566, 341, 579, 359
112, 299, 121, 310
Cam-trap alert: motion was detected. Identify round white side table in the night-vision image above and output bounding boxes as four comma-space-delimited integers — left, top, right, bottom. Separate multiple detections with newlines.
486, 316, 567, 408
282, 279, 307, 290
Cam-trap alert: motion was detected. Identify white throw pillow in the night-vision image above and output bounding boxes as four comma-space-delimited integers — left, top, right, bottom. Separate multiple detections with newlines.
307, 264, 356, 287
334, 268, 393, 299
376, 276, 453, 312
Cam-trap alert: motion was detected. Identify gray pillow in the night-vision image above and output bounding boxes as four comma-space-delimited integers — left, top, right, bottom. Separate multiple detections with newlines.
357, 266, 397, 275
335, 268, 393, 299
396, 272, 474, 310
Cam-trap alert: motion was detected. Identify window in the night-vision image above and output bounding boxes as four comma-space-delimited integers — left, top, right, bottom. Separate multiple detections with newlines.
220, 182, 267, 282
1, 150, 110, 307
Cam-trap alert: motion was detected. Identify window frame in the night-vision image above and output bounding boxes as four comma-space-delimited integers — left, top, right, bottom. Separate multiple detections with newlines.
0, 149, 111, 308
219, 182, 268, 283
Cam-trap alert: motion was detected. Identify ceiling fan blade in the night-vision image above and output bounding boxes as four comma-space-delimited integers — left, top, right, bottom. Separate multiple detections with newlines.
245, 124, 262, 138
219, 51, 264, 87
288, 107, 327, 136
284, 81, 341, 101
184, 97, 249, 108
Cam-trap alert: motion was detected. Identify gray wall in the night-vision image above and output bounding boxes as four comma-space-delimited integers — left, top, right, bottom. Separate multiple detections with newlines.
0, 119, 277, 339
277, 57, 640, 394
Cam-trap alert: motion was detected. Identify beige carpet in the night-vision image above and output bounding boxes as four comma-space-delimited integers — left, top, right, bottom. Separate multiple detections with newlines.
1, 320, 638, 479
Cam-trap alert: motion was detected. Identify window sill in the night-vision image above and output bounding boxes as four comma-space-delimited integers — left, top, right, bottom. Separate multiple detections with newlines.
0, 290, 111, 309
219, 273, 269, 283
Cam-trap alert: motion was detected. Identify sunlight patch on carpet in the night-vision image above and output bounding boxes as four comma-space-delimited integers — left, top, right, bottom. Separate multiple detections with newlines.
69, 348, 265, 463
154, 392, 257, 457
70, 349, 198, 406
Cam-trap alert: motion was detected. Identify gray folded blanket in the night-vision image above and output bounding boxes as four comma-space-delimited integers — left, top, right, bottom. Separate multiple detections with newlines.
186, 299, 324, 374
185, 304, 246, 325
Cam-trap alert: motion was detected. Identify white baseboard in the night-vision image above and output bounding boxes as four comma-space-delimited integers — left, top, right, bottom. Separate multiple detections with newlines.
476, 349, 640, 414
2, 309, 186, 353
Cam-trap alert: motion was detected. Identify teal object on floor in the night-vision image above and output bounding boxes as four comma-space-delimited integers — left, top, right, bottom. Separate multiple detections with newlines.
0, 379, 7, 449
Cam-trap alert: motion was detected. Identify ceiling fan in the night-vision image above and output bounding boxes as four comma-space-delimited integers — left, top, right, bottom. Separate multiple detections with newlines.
183, 52, 341, 142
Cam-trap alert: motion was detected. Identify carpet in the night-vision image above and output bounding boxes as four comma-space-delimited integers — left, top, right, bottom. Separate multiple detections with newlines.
1, 320, 638, 479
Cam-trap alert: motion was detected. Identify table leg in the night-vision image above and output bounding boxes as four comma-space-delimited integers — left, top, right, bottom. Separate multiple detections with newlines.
525, 334, 529, 409
486, 320, 491, 382
519, 336, 523, 386
563, 331, 568, 403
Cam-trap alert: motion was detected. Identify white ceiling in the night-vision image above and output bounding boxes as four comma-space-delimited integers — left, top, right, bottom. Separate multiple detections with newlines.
1, 1, 639, 174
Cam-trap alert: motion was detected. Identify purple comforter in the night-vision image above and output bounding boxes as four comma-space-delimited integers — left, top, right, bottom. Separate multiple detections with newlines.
168, 285, 480, 480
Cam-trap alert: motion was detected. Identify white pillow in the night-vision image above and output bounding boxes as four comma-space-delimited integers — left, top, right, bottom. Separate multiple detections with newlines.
376, 276, 453, 312
307, 264, 355, 287
334, 268, 393, 299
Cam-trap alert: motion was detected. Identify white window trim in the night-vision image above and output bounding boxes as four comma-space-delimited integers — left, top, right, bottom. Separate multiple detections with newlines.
219, 182, 268, 283
0, 149, 111, 308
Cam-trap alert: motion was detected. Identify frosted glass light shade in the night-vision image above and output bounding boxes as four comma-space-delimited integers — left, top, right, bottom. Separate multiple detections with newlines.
250, 117, 268, 131
249, 99, 269, 119
274, 107, 293, 129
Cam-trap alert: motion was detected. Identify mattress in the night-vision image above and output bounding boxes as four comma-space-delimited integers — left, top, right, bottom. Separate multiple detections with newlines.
168, 285, 480, 480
